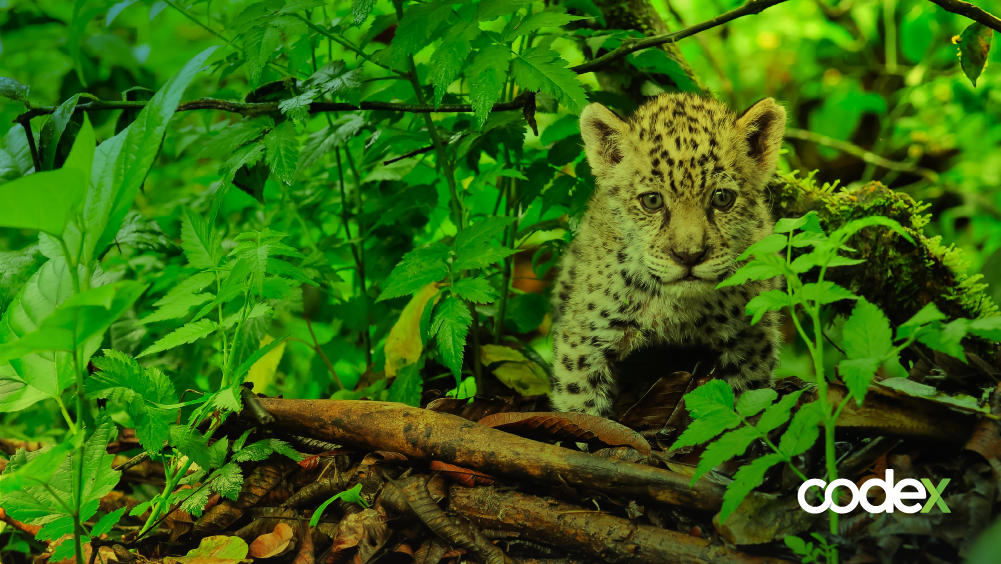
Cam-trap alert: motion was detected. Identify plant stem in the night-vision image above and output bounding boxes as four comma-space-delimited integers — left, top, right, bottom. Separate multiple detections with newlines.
215, 272, 229, 369
297, 16, 404, 75
306, 317, 343, 389
341, 149, 372, 368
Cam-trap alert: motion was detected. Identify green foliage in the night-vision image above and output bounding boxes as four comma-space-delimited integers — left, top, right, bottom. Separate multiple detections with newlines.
310, 483, 368, 527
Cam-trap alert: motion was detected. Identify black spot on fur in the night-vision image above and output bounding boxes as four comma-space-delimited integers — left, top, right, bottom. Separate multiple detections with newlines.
584, 399, 596, 409
577, 356, 588, 371
562, 356, 573, 371
617, 251, 628, 264
567, 383, 581, 394
587, 302, 596, 311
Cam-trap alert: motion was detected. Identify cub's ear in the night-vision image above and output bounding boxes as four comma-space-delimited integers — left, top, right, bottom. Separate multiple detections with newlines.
736, 98, 786, 180
580, 103, 630, 176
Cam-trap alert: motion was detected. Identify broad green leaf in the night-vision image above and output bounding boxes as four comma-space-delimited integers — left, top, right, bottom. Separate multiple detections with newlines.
387, 361, 422, 406
737, 234, 786, 261
91, 507, 127, 538
511, 46, 588, 113
957, 22, 993, 87
840, 357, 881, 404
797, 281, 859, 305
828, 216, 913, 247
301, 61, 363, 106
454, 245, 518, 271
784, 535, 809, 556
87, 349, 177, 453
897, 302, 947, 340
790, 231, 828, 248
451, 277, 498, 303
234, 332, 291, 379
140, 292, 213, 325
692, 426, 758, 485
351, 0, 376, 24
0, 441, 74, 496
670, 410, 742, 450
777, 401, 823, 457
295, 113, 364, 175
756, 389, 806, 434
431, 296, 473, 383
842, 298, 893, 360
0, 76, 29, 102
0, 122, 37, 181
377, 243, 451, 301
476, 0, 533, 21
503, 11, 588, 40
232, 438, 300, 463
454, 216, 515, 254
277, 0, 328, 13
245, 25, 282, 88
826, 255, 866, 268
197, 116, 273, 159
736, 388, 777, 417
917, 318, 969, 361
40, 94, 82, 171
540, 114, 580, 146
390, 1, 453, 66
720, 453, 785, 523
138, 318, 217, 357
430, 21, 479, 107
967, 316, 1001, 342
468, 44, 510, 127
683, 379, 735, 417
181, 209, 222, 269
0, 167, 86, 236
264, 120, 300, 185
745, 290, 791, 325
716, 254, 785, 288
171, 426, 228, 471
878, 377, 992, 416
310, 484, 367, 527
267, 258, 317, 286
774, 211, 820, 234
504, 293, 547, 333
789, 252, 820, 273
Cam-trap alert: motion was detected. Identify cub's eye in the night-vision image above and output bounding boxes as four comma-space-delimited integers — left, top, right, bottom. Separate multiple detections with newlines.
711, 189, 736, 210
640, 192, 664, 211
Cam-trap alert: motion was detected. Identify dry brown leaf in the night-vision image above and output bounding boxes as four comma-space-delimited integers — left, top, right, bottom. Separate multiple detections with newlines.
429, 461, 496, 487
249, 522, 295, 558
617, 371, 693, 431
477, 411, 651, 455
966, 382, 1001, 477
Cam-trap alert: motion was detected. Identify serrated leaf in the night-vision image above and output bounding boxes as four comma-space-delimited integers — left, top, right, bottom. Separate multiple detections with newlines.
387, 361, 422, 406
774, 211, 820, 234
140, 292, 213, 324
897, 302, 948, 340
745, 290, 791, 325
91, 507, 127, 537
454, 216, 515, 255
234, 332, 290, 380
454, 246, 518, 271
797, 281, 858, 305
736, 388, 777, 417
217, 140, 266, 189
430, 21, 479, 107
756, 389, 806, 434
720, 453, 784, 523
245, 25, 282, 88
957, 22, 993, 87
278, 90, 316, 123
431, 296, 472, 383
777, 401, 822, 457
511, 46, 587, 113
737, 234, 787, 261
278, 0, 328, 14
716, 255, 785, 288
468, 45, 510, 127
539, 114, 580, 146
267, 258, 317, 286
301, 61, 363, 106
682, 379, 735, 418
451, 277, 498, 303
691, 426, 758, 485
828, 216, 913, 247
670, 409, 742, 450
295, 113, 364, 175
969, 316, 1001, 341
504, 11, 588, 40
197, 117, 273, 159
377, 243, 451, 301
476, 0, 533, 21
264, 120, 299, 185
181, 209, 222, 269
0, 76, 29, 102
917, 318, 969, 361
840, 357, 881, 406
390, 1, 453, 66
138, 319, 216, 357
351, 0, 376, 24
842, 299, 893, 360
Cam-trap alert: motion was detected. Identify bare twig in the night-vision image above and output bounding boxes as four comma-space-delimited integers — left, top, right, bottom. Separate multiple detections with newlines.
22, 122, 41, 173
927, 0, 1001, 33
382, 144, 436, 165
571, 0, 792, 74
784, 127, 939, 181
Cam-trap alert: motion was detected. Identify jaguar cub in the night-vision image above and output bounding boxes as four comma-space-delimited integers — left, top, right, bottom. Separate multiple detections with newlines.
550, 93, 786, 416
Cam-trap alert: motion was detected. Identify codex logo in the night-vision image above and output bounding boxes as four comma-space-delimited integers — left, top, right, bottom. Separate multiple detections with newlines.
798, 470, 951, 514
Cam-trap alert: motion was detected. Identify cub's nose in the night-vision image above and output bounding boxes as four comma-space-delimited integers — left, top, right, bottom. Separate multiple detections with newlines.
672, 248, 709, 267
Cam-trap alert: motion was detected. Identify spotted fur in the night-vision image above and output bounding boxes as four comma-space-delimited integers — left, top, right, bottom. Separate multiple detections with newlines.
549, 93, 786, 416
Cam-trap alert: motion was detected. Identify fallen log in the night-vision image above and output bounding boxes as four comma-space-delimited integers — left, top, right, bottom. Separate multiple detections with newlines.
256, 399, 726, 512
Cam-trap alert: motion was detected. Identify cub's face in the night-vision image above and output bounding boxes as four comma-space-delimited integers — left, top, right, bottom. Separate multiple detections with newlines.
579, 94, 786, 297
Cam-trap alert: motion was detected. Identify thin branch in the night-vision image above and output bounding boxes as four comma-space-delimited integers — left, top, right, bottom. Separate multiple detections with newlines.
382, 144, 436, 165
927, 0, 1001, 33
571, 0, 792, 75
21, 122, 41, 173
15, 95, 532, 123
784, 127, 939, 181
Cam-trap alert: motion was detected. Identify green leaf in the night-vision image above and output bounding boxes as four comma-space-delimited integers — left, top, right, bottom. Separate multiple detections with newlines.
390, 1, 453, 67
504, 293, 547, 333
540, 114, 581, 146
774, 211, 820, 234
296, 114, 365, 175
477, 0, 532, 21
0, 167, 86, 236
310, 484, 368, 527
301, 61, 363, 105
969, 316, 1001, 342
691, 426, 758, 485
719, 453, 784, 523
797, 281, 859, 305
181, 209, 222, 269
745, 290, 791, 325
451, 277, 499, 303
670, 410, 742, 450
0, 441, 74, 496
468, 45, 510, 128
138, 318, 217, 358
716, 255, 785, 288
756, 389, 806, 434
828, 216, 913, 247
233, 438, 301, 463
387, 361, 422, 406
790, 230, 828, 248
278, 0, 328, 13
737, 234, 787, 261
0, 76, 29, 102
87, 349, 177, 453
683, 379, 735, 417
736, 388, 777, 417
842, 298, 894, 360
455, 246, 519, 271
430, 21, 480, 107
377, 243, 451, 301
504, 11, 588, 40
511, 46, 588, 113
917, 318, 969, 361
840, 357, 881, 405
91, 507, 127, 537
264, 120, 300, 185
784, 535, 809, 556
454, 216, 515, 254
267, 258, 317, 286
431, 296, 473, 383
40, 94, 82, 171
245, 25, 282, 88
140, 292, 213, 325
956, 22, 993, 87
351, 0, 376, 24
777, 401, 822, 457
897, 302, 947, 340
197, 116, 273, 159
234, 332, 292, 380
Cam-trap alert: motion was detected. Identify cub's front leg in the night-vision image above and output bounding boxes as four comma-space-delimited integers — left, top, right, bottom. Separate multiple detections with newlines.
549, 311, 627, 417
